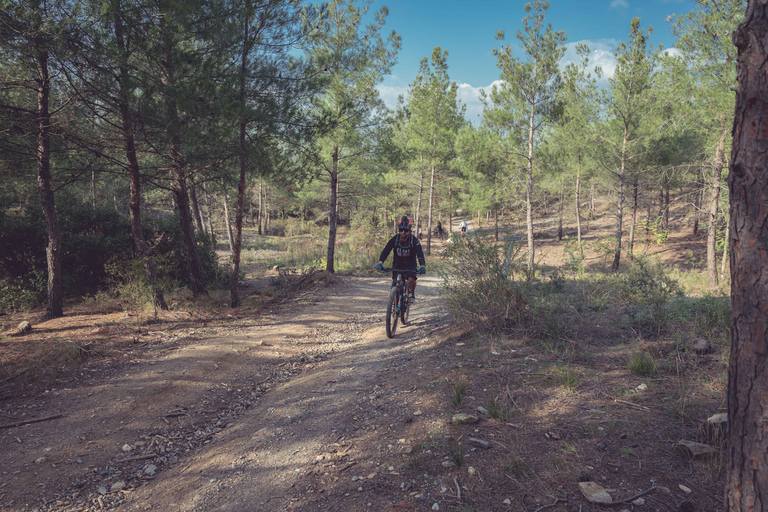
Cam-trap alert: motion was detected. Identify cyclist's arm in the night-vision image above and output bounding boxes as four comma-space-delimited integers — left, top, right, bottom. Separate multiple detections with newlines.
378, 236, 396, 263
415, 238, 426, 267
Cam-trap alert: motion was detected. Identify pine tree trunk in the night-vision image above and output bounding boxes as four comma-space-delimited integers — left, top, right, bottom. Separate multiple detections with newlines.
258, 180, 263, 235
427, 162, 435, 256
114, 6, 167, 310
612, 129, 628, 271
720, 207, 730, 284
221, 178, 235, 254
162, 30, 206, 296
708, 128, 726, 288
556, 180, 564, 241
189, 178, 205, 234
33, 32, 63, 319
203, 182, 216, 250
664, 188, 670, 231
416, 159, 424, 228
526, 106, 535, 274
727, 8, 768, 507
326, 146, 339, 273
693, 171, 703, 236
628, 175, 638, 260
575, 152, 583, 254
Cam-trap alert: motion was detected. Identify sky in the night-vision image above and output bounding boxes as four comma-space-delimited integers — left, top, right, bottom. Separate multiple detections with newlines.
373, 0, 694, 123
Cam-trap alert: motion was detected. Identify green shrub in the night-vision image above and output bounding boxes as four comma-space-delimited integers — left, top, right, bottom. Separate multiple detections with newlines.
618, 257, 682, 336
440, 237, 526, 332
628, 352, 657, 377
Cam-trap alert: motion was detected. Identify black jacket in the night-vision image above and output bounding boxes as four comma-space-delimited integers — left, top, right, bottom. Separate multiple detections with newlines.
379, 233, 425, 271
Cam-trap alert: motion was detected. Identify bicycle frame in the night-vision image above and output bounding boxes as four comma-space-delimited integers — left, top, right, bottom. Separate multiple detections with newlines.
379, 267, 412, 338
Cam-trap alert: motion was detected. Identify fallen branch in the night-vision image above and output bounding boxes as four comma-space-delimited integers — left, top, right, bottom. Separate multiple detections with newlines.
338, 461, 357, 472
454, 477, 461, 501
533, 497, 567, 512
600, 485, 657, 506
614, 399, 651, 411
0, 414, 63, 430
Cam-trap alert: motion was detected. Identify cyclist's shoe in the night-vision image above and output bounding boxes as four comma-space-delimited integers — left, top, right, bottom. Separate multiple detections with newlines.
408, 290, 415, 301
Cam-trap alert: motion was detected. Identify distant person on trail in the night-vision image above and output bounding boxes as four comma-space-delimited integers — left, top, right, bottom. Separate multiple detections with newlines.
417, 224, 423, 240
375, 216, 426, 301
460, 219, 468, 237
436, 221, 444, 239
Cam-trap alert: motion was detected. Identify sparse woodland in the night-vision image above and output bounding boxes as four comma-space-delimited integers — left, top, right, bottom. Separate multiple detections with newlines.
2, 0, 767, 509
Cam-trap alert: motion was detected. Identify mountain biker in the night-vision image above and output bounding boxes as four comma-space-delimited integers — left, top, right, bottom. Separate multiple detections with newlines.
375, 216, 426, 301
460, 219, 468, 237
436, 221, 444, 239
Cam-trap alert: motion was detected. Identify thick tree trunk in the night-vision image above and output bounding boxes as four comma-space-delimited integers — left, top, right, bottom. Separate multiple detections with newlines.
726, 8, 768, 509
34, 36, 63, 319
708, 129, 726, 288
114, 6, 167, 311
612, 130, 628, 271
326, 147, 339, 273
162, 33, 206, 296
628, 175, 638, 260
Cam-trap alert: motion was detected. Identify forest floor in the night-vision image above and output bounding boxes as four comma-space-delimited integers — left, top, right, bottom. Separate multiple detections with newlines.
0, 211, 729, 512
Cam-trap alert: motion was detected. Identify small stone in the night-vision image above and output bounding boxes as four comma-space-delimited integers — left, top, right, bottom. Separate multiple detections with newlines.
633, 497, 645, 505
441, 461, 455, 468
16, 321, 32, 334
596, 443, 606, 451
432, 503, 439, 510
98, 486, 107, 495
34, 457, 46, 464
352, 476, 359, 482
413, 410, 422, 416
679, 484, 692, 494
636, 383, 647, 391
477, 406, 489, 415
367, 472, 376, 479
676, 440, 717, 458
122, 444, 132, 452
579, 481, 613, 504
467, 466, 476, 476
144, 464, 157, 476
503, 499, 511, 505
110, 481, 126, 492
388, 466, 394, 471
451, 413, 479, 424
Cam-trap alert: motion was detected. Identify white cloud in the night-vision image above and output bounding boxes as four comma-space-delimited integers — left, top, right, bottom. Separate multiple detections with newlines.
610, 0, 629, 8
560, 39, 619, 85
377, 84, 406, 111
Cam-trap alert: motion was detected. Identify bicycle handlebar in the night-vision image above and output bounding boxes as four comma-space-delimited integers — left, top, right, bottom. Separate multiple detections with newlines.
379, 267, 414, 272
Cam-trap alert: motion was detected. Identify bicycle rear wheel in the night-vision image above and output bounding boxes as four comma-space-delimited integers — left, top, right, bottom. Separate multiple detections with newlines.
386, 286, 399, 338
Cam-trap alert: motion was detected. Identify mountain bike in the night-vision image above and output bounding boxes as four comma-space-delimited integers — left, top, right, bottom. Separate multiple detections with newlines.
378, 267, 412, 338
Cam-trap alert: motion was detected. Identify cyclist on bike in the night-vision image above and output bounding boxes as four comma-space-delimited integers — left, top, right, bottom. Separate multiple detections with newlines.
375, 216, 426, 301
460, 219, 468, 237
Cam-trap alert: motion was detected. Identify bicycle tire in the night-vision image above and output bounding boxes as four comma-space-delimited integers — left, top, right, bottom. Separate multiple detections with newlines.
400, 291, 409, 325
386, 285, 399, 338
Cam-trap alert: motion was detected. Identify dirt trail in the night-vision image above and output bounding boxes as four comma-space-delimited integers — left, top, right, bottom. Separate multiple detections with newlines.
1, 274, 447, 512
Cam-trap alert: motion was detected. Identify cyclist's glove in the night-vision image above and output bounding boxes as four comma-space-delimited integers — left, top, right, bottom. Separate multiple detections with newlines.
419, 266, 426, 275
375, 263, 384, 271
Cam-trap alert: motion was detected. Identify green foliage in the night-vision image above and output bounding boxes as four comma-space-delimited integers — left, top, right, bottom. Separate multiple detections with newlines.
451, 373, 468, 407
563, 237, 586, 276
618, 257, 682, 336
486, 397, 510, 421
441, 237, 526, 332
628, 351, 658, 377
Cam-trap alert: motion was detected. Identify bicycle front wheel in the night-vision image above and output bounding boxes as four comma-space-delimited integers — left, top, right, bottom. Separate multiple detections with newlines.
386, 286, 399, 338
401, 292, 409, 325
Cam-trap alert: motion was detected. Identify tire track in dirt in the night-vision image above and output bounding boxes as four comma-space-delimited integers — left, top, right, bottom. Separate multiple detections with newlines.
108, 274, 446, 512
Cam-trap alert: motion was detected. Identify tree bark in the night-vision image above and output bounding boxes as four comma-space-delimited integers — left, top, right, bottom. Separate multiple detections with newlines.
162, 29, 207, 296
33, 29, 63, 319
726, 5, 768, 508
526, 103, 535, 274
575, 151, 583, 254
221, 178, 235, 254
693, 171, 703, 236
326, 146, 339, 273
556, 179, 564, 241
203, 181, 216, 250
628, 175, 638, 260
612, 128, 628, 271
426, 161, 435, 255
189, 178, 205, 234
114, 5, 167, 311
708, 128, 726, 288
416, 158, 424, 228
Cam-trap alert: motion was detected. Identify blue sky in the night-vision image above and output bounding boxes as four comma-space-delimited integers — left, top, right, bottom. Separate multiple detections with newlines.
374, 0, 693, 123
